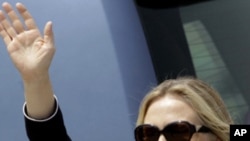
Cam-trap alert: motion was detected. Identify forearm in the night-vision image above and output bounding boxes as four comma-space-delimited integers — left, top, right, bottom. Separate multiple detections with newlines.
23, 72, 55, 120
23, 73, 72, 141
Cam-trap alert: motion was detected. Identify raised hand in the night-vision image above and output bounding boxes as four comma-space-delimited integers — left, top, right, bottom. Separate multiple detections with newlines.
0, 2, 55, 81
0, 2, 56, 119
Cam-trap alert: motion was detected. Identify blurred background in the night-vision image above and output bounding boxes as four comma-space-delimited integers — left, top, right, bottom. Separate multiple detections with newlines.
0, 0, 249, 140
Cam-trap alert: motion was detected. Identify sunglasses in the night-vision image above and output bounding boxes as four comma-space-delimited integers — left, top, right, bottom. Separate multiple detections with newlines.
134, 121, 211, 141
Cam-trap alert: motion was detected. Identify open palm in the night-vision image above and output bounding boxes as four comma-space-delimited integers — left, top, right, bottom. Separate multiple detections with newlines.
0, 2, 55, 80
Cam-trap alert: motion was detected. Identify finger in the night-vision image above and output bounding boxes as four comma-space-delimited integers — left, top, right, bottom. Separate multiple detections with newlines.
0, 23, 11, 45
2, 2, 24, 33
0, 10, 17, 39
44, 21, 54, 46
16, 2, 38, 30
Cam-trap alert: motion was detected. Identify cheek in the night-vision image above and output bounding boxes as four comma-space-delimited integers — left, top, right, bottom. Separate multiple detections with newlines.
191, 133, 217, 141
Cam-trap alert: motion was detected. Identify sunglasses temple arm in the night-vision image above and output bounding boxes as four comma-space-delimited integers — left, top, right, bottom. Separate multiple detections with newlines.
196, 125, 211, 133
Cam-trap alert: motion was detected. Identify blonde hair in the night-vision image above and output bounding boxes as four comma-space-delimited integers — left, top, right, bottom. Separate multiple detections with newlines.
136, 77, 233, 141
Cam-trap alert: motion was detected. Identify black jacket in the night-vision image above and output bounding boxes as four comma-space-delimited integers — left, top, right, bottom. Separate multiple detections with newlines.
24, 106, 71, 141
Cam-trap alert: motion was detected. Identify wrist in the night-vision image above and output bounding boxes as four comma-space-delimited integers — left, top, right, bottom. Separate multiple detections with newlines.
22, 71, 55, 119
22, 71, 50, 84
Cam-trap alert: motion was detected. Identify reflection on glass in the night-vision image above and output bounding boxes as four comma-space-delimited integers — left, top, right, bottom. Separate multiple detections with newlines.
182, 20, 248, 124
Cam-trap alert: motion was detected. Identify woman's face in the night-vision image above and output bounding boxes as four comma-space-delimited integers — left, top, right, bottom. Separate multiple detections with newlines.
143, 94, 218, 141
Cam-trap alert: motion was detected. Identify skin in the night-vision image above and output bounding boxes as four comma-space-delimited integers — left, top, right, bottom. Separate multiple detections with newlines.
0, 2, 55, 119
144, 94, 219, 141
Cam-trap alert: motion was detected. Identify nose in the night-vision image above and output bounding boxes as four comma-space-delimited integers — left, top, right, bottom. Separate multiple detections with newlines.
158, 135, 167, 141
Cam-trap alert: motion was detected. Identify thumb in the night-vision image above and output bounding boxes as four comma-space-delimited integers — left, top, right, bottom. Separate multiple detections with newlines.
43, 21, 54, 46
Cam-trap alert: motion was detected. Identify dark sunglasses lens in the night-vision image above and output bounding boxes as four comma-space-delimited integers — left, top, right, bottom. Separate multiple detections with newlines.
163, 122, 192, 141
135, 125, 160, 141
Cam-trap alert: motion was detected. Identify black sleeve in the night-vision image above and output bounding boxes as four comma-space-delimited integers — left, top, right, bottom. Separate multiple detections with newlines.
24, 107, 71, 141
